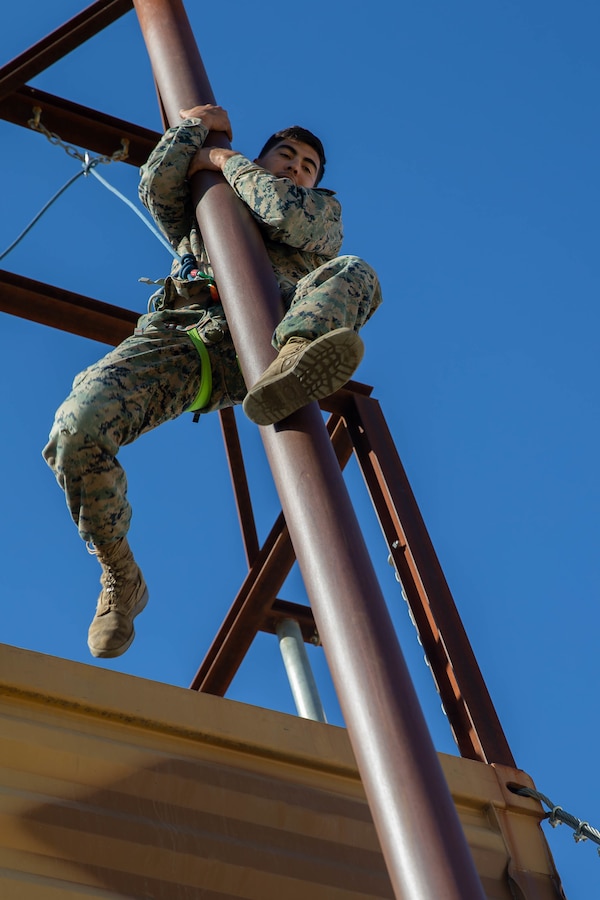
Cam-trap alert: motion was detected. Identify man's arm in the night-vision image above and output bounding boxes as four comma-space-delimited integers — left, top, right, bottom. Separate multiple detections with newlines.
138, 105, 232, 247
187, 144, 240, 178
189, 149, 343, 258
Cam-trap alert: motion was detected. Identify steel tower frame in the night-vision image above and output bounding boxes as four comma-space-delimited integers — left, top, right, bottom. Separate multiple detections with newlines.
0, 3, 517, 896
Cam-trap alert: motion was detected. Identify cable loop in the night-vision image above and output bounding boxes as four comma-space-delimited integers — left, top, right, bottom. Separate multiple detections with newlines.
574, 821, 590, 843
549, 806, 563, 828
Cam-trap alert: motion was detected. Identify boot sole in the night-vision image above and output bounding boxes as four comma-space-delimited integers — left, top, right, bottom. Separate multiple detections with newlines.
88, 585, 149, 659
242, 328, 364, 426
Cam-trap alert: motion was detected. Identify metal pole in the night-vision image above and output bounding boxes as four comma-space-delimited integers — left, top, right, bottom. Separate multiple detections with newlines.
133, 2, 487, 896
276, 618, 327, 722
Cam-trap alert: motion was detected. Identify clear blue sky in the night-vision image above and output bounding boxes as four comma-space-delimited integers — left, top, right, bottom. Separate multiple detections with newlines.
1, 2, 599, 896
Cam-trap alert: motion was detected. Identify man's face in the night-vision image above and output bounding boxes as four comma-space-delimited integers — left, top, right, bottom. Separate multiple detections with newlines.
256, 139, 320, 188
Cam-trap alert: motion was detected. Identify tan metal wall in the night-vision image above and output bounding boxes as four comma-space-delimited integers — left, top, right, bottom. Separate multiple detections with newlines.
0, 644, 564, 899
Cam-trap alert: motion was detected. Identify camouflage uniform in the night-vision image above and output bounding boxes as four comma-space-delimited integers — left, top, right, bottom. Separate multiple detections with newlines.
43, 118, 382, 544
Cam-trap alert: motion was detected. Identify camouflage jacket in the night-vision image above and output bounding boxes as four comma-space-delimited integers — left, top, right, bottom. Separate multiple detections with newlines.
138, 118, 343, 309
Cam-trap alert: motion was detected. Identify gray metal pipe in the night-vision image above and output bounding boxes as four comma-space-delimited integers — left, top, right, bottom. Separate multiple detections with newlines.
133, 2, 487, 896
276, 618, 327, 722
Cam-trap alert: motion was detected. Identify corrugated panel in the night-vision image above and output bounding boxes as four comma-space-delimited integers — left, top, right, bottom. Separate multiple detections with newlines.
0, 644, 564, 899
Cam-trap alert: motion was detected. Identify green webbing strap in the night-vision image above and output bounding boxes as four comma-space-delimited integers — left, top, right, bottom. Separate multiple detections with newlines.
186, 327, 213, 413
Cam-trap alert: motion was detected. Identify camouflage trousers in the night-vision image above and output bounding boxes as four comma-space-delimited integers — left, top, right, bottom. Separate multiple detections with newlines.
42, 253, 381, 545
275, 254, 381, 348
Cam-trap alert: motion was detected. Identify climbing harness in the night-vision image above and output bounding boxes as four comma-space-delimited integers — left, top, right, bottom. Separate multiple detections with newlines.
185, 326, 213, 417
175, 252, 219, 298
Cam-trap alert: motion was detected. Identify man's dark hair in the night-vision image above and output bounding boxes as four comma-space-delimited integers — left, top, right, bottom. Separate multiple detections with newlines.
257, 126, 326, 185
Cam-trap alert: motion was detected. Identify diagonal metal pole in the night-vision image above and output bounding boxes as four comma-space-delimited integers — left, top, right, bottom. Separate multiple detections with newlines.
133, 2, 487, 896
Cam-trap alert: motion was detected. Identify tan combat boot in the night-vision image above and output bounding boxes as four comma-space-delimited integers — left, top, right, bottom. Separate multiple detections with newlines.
87, 537, 149, 658
242, 327, 364, 426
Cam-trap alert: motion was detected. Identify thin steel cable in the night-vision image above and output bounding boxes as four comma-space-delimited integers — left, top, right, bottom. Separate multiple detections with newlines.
0, 169, 85, 262
88, 167, 180, 260
1, 106, 180, 265
0, 158, 180, 265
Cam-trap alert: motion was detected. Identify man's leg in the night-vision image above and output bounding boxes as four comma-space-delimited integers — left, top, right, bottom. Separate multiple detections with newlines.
43, 327, 204, 546
43, 321, 244, 657
275, 254, 382, 348
243, 255, 382, 425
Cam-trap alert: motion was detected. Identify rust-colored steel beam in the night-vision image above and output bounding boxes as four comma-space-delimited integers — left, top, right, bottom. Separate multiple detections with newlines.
190, 512, 295, 693
135, 2, 487, 896
218, 407, 260, 566
0, 269, 137, 345
0, 0, 133, 101
0, 86, 158, 168
219, 403, 359, 572
347, 391, 516, 768
319, 378, 373, 414
191, 415, 354, 695
263, 599, 318, 644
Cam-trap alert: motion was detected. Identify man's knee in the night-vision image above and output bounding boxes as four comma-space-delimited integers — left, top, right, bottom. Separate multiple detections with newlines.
334, 255, 378, 289
43, 424, 90, 478
43, 389, 116, 482
338, 254, 374, 273
52, 402, 97, 447
334, 255, 382, 311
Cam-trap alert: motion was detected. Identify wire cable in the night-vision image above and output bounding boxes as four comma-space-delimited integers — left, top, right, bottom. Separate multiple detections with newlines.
88, 167, 180, 261
0, 170, 85, 262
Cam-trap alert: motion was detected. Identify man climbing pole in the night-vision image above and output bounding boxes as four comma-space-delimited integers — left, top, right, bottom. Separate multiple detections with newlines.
42, 104, 382, 659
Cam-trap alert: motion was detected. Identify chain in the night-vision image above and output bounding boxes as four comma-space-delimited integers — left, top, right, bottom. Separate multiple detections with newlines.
0, 107, 132, 262
28, 106, 129, 167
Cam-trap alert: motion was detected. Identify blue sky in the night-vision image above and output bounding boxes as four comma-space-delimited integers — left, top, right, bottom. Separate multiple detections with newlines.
1, 1, 599, 896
